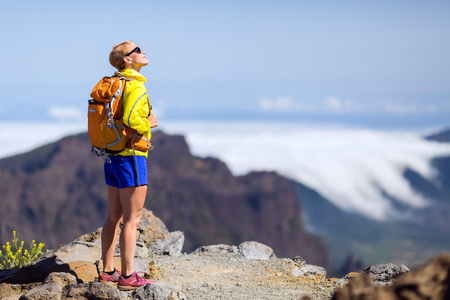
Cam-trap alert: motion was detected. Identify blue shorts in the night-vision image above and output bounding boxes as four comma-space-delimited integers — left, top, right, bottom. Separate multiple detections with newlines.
104, 155, 148, 188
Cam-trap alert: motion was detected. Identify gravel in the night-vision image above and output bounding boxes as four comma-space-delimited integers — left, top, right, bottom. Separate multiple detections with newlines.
134, 251, 342, 300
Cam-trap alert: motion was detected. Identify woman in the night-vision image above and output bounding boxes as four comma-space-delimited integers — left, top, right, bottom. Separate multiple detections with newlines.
99, 41, 158, 290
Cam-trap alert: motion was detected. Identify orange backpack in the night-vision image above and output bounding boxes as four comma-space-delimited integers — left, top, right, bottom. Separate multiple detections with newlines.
88, 72, 132, 161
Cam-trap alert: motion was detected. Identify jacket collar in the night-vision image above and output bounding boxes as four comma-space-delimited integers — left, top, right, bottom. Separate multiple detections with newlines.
119, 69, 147, 83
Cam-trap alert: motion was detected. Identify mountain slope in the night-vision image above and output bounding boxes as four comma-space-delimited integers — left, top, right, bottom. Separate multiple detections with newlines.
425, 128, 450, 142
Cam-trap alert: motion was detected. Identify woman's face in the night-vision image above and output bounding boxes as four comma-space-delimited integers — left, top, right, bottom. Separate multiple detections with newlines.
125, 43, 148, 68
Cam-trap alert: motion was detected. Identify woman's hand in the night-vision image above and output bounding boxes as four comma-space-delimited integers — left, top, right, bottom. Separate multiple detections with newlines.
148, 114, 158, 128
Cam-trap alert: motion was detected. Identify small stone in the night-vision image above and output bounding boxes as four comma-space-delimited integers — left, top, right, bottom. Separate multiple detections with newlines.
192, 244, 239, 255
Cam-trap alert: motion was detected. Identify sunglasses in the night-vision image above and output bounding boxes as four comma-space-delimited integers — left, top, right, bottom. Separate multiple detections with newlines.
125, 47, 142, 56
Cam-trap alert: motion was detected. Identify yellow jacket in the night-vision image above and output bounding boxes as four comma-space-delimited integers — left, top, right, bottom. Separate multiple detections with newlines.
117, 69, 151, 157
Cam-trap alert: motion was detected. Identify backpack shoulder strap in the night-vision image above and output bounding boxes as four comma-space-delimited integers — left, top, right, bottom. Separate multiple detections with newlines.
114, 71, 134, 82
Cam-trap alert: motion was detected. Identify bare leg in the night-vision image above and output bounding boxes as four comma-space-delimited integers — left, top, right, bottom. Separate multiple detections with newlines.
101, 185, 123, 272
119, 185, 147, 276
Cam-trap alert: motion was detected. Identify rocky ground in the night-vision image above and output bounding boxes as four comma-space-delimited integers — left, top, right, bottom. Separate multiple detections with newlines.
137, 250, 339, 300
0, 245, 342, 300
0, 208, 449, 300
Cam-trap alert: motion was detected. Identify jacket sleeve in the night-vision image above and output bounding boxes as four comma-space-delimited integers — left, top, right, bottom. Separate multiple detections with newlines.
122, 84, 151, 135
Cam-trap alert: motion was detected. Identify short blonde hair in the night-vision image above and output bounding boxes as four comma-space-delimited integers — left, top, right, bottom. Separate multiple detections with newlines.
109, 41, 135, 70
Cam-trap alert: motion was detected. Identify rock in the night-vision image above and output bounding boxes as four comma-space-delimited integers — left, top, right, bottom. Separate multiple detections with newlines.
149, 231, 185, 256
43, 272, 77, 286
19, 282, 62, 300
114, 239, 149, 258
331, 252, 450, 300
0, 282, 18, 299
167, 291, 188, 300
66, 261, 99, 283
363, 262, 410, 285
55, 241, 102, 264
75, 228, 102, 243
8, 241, 102, 284
238, 241, 274, 260
293, 264, 327, 278
132, 258, 153, 275
335, 272, 358, 286
0, 255, 70, 284
293, 256, 305, 264
135, 240, 149, 258
389, 252, 450, 299
192, 244, 239, 255
61, 282, 127, 300
331, 273, 382, 300
137, 209, 170, 246
132, 283, 183, 300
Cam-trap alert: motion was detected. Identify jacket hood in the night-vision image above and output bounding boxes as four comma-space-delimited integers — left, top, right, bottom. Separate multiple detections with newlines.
119, 69, 147, 83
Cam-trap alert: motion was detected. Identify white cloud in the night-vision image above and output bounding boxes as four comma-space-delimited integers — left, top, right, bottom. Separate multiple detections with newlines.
49, 106, 84, 120
259, 96, 450, 115
382, 100, 448, 115
0, 121, 86, 159
259, 95, 359, 113
161, 121, 450, 221
258, 96, 296, 112
324, 97, 342, 111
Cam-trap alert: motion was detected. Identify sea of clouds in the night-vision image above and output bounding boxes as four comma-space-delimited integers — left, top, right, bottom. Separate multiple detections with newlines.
162, 121, 450, 221
2, 121, 450, 221
0, 121, 88, 159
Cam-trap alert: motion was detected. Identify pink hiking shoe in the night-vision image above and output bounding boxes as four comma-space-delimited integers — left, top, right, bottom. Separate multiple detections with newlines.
99, 268, 121, 285
118, 271, 155, 290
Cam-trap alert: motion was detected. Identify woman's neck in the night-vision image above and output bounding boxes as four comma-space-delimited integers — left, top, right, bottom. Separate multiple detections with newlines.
124, 62, 143, 73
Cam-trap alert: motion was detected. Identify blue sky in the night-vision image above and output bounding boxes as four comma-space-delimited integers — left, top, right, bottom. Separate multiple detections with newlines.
1, 0, 450, 129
